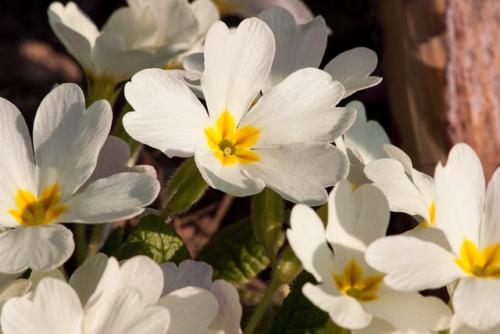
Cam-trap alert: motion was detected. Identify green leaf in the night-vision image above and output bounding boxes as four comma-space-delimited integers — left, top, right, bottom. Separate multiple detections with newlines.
196, 216, 270, 285
100, 225, 124, 258
268, 272, 329, 334
117, 214, 191, 265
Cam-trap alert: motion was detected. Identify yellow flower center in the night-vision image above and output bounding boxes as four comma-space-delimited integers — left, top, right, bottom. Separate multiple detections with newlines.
333, 260, 384, 302
454, 239, 500, 278
8, 184, 67, 227
417, 201, 436, 228
204, 111, 260, 166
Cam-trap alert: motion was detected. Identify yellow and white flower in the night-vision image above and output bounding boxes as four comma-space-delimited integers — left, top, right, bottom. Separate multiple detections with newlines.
0, 84, 159, 273
287, 180, 452, 332
123, 18, 355, 205
366, 144, 500, 331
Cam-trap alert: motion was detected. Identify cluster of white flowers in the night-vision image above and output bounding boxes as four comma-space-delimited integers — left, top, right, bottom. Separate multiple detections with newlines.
0, 0, 495, 333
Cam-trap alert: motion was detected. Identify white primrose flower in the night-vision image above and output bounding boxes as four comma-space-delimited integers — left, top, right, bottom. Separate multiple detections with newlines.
123, 18, 356, 205
365, 144, 500, 331
0, 84, 160, 273
287, 180, 452, 333
1, 278, 169, 334
335, 101, 390, 188
160, 260, 242, 334
70, 254, 219, 334
48, 0, 218, 83
364, 144, 437, 229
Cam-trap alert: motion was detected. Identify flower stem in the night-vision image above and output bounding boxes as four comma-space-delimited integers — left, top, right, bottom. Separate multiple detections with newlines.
86, 224, 105, 258
74, 224, 87, 266
111, 101, 143, 158
243, 279, 281, 334
252, 188, 283, 269
85, 75, 121, 108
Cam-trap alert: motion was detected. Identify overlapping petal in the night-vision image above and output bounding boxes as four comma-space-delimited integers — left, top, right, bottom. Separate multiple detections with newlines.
201, 18, 275, 124
323, 47, 381, 98
124, 68, 211, 157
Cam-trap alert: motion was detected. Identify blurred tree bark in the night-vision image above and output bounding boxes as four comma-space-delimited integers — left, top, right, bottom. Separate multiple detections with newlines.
379, 0, 500, 181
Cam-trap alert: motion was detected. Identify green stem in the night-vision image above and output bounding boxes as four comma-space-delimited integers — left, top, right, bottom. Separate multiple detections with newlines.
85, 75, 121, 108
74, 224, 87, 266
252, 188, 283, 269
243, 280, 281, 334
86, 224, 105, 258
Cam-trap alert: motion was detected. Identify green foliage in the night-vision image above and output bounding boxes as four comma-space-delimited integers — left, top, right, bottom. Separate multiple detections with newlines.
117, 214, 191, 265
196, 216, 270, 285
268, 272, 329, 334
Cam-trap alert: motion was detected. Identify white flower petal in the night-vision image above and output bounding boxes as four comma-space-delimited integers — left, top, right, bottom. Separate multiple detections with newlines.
302, 282, 373, 330
0, 225, 74, 273
326, 181, 389, 268
160, 260, 213, 296
258, 7, 327, 92
481, 167, 500, 248
1, 278, 83, 334
191, 0, 220, 36
435, 144, 485, 253
365, 235, 464, 291
453, 277, 500, 330
48, 2, 97, 72
383, 144, 413, 175
245, 143, 347, 205
364, 159, 430, 220
201, 19, 275, 124
367, 292, 452, 333
158, 286, 218, 334
69, 253, 108, 306
92, 32, 154, 81
29, 269, 65, 292
194, 150, 265, 197
209, 280, 242, 334
89, 288, 168, 334
411, 168, 435, 208
343, 101, 389, 164
34, 83, 112, 202
451, 316, 500, 334
234, 0, 315, 25
62, 172, 159, 223
124, 68, 211, 158
0, 279, 31, 308
0, 99, 36, 228
240, 68, 355, 145
324, 47, 381, 98
287, 204, 337, 282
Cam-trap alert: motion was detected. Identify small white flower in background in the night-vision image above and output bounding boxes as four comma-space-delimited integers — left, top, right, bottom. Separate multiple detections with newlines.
335, 101, 390, 188
48, 0, 218, 83
1, 255, 224, 334
366, 143, 500, 331
287, 180, 452, 333
160, 260, 242, 333
0, 84, 160, 273
124, 18, 356, 205
364, 144, 437, 232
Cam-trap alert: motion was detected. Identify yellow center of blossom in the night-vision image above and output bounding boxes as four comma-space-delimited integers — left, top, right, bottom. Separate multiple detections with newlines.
204, 111, 260, 166
8, 184, 67, 227
417, 201, 436, 228
333, 260, 384, 302
454, 239, 500, 278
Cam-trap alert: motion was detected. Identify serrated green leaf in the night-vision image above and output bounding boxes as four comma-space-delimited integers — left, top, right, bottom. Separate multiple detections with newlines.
196, 216, 270, 285
268, 272, 329, 334
100, 226, 124, 257
117, 214, 191, 265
